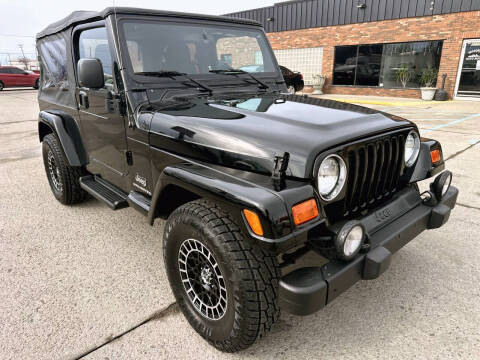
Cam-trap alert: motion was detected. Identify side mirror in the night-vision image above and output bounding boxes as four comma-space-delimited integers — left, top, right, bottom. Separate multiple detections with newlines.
77, 58, 104, 88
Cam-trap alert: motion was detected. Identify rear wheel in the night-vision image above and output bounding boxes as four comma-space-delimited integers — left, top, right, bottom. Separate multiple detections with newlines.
42, 133, 87, 205
163, 199, 280, 352
287, 85, 296, 94
0, 81, 4, 91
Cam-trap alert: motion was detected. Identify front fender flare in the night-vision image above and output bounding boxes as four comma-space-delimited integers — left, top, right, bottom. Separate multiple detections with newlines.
39, 110, 88, 167
408, 138, 445, 183
148, 163, 292, 240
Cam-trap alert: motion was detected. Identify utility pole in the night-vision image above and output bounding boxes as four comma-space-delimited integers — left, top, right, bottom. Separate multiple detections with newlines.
18, 44, 29, 70
18, 44, 25, 58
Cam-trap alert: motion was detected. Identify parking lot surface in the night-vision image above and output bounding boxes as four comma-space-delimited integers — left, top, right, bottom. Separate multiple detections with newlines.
1, 89, 479, 359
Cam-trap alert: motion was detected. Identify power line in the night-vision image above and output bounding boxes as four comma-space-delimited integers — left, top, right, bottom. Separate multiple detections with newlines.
0, 34, 35, 38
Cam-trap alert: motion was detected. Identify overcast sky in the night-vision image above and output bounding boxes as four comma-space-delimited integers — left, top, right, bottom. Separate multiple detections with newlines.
0, 0, 275, 64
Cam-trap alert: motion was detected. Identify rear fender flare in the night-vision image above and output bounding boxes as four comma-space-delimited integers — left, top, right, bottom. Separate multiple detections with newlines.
38, 110, 88, 167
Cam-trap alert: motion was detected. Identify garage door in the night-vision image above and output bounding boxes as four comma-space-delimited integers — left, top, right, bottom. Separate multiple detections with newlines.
273, 47, 323, 86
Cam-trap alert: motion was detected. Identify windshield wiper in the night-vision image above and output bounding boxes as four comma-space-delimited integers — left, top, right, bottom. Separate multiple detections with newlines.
209, 68, 269, 90
136, 71, 212, 95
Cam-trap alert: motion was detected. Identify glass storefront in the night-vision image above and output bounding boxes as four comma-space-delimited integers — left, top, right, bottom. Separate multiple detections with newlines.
380, 41, 443, 88
333, 41, 443, 89
455, 40, 480, 98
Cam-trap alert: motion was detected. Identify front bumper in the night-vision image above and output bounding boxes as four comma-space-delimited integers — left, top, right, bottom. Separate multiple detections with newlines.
279, 185, 458, 316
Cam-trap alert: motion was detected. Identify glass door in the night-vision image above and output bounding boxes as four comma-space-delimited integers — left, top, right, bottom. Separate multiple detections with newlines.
455, 39, 480, 99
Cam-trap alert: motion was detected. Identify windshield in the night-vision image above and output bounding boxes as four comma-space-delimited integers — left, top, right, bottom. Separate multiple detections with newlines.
121, 21, 277, 76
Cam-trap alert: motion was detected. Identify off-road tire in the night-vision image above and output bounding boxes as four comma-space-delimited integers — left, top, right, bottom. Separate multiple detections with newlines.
0, 81, 4, 91
33, 79, 39, 89
163, 199, 280, 352
42, 133, 87, 205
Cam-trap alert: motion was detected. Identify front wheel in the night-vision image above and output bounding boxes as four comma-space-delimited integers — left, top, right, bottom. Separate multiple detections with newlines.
163, 200, 280, 352
33, 79, 39, 89
287, 85, 296, 94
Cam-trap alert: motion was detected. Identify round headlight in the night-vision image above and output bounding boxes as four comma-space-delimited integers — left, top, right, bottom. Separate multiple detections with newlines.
335, 221, 365, 261
317, 154, 347, 201
405, 130, 420, 167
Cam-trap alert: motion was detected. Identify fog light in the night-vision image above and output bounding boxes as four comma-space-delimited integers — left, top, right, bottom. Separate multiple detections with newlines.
431, 171, 452, 200
335, 221, 365, 261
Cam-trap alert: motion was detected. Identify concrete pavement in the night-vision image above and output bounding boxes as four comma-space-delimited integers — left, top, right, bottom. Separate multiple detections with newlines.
0, 89, 479, 359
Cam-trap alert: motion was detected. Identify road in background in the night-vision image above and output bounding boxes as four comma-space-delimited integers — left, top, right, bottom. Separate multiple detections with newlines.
1, 89, 479, 359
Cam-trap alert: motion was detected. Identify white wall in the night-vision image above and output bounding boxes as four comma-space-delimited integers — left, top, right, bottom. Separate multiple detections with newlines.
274, 47, 323, 85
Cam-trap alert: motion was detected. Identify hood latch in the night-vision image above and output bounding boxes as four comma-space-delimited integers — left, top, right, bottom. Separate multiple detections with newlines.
272, 152, 290, 191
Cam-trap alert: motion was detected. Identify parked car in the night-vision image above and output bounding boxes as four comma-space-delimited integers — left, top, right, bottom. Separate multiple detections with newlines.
36, 7, 457, 352
279, 65, 304, 93
0, 66, 39, 90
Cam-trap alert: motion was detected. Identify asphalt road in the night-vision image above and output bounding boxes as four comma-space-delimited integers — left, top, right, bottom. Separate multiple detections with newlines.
1, 89, 479, 359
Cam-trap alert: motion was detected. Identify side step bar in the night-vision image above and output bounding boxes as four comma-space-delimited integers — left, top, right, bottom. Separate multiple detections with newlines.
79, 175, 128, 210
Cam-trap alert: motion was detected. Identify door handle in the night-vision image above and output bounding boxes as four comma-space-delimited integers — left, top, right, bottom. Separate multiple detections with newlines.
79, 91, 89, 109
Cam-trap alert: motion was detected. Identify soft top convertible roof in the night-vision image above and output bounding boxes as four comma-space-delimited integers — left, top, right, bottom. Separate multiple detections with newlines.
36, 7, 262, 39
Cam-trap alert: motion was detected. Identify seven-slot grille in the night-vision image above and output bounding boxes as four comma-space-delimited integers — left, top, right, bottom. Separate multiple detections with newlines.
330, 130, 410, 219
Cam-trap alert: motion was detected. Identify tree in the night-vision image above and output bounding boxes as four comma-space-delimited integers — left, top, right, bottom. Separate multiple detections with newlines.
17, 56, 31, 70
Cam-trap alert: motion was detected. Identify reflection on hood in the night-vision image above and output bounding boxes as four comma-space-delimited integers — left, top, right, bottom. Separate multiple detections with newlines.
146, 93, 411, 178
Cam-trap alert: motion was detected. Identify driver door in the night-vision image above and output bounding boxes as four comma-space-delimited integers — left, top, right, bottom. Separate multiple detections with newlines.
74, 25, 129, 190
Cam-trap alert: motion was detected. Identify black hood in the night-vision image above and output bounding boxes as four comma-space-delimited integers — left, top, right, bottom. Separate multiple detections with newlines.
146, 94, 413, 179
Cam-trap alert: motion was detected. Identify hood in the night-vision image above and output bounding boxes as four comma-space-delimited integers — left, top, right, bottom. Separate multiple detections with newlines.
146, 93, 413, 179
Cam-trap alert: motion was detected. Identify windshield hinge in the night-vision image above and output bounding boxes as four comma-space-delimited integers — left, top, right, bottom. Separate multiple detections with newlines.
106, 91, 126, 116
272, 152, 290, 191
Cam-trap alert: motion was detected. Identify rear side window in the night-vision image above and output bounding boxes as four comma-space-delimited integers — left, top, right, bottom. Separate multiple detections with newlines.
78, 27, 112, 85
0, 68, 11, 73
39, 37, 68, 89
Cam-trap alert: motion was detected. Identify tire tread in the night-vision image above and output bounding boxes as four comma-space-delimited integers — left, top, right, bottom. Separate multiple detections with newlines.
164, 199, 280, 352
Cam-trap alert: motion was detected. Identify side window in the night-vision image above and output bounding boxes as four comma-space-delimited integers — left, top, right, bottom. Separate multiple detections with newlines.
39, 37, 68, 89
78, 27, 113, 86
0, 68, 9, 74
11, 68, 23, 74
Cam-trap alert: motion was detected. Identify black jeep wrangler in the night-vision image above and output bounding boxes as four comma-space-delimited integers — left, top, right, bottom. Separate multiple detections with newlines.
36, 8, 458, 352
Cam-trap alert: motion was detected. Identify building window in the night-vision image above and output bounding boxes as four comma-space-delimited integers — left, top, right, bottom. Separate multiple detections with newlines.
333, 41, 443, 88
380, 41, 443, 88
220, 54, 232, 66
254, 51, 263, 65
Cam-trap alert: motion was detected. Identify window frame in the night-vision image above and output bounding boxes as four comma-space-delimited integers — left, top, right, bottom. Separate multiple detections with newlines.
72, 20, 116, 89
116, 15, 281, 86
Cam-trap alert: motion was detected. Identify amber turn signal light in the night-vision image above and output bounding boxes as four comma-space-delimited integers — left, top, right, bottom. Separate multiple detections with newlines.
292, 199, 319, 226
430, 149, 441, 163
243, 209, 264, 236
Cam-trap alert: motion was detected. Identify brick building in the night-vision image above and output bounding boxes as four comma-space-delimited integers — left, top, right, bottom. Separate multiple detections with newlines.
227, 0, 480, 100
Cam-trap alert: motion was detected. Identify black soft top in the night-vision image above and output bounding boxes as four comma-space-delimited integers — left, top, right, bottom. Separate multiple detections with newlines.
36, 7, 261, 39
